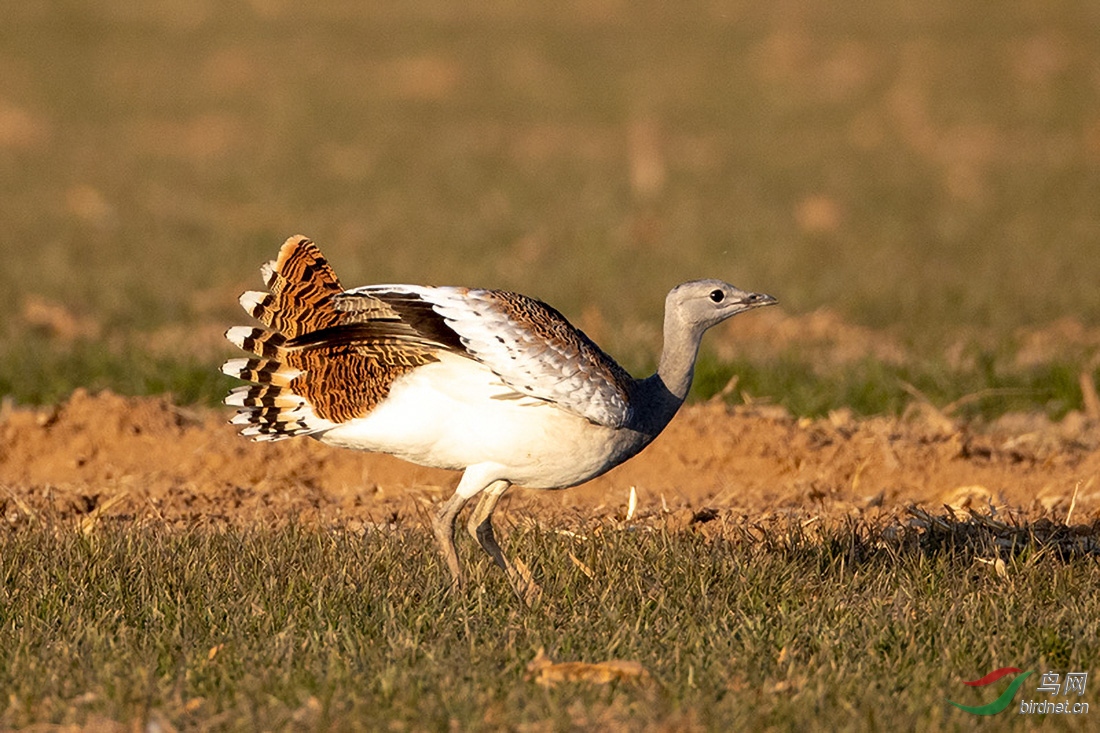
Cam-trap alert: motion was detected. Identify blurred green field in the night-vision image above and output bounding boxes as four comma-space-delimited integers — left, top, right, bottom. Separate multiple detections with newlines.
1, 1, 1099, 411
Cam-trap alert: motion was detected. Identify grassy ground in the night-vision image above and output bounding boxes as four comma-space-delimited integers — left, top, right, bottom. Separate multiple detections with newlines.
2, 517, 1098, 731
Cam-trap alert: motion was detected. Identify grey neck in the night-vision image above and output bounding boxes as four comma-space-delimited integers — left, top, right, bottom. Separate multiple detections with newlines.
630, 311, 705, 436
656, 309, 705, 401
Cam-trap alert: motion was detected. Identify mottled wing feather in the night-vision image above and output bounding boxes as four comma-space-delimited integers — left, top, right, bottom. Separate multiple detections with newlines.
281, 317, 450, 423
285, 340, 430, 424
228, 238, 633, 437
470, 290, 634, 427
326, 291, 467, 354
339, 285, 634, 427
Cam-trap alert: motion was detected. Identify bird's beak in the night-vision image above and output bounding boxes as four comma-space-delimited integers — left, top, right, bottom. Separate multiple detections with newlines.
741, 292, 778, 309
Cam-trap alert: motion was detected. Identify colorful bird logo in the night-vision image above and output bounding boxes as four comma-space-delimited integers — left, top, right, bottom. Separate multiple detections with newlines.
948, 667, 1034, 715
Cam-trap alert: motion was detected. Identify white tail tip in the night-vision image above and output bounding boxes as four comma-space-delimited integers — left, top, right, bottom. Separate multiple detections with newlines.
224, 326, 257, 349
239, 290, 269, 314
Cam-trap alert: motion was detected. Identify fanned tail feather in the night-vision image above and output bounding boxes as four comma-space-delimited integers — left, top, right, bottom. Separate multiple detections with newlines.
220, 357, 301, 386
224, 326, 287, 360
240, 235, 344, 338
222, 235, 342, 440
221, 359, 334, 441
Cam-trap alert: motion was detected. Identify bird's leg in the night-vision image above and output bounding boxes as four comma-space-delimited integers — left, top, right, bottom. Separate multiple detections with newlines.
465, 481, 542, 606
431, 490, 471, 588
465, 480, 511, 571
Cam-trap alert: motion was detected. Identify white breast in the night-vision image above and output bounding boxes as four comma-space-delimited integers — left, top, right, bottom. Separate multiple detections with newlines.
316, 352, 642, 489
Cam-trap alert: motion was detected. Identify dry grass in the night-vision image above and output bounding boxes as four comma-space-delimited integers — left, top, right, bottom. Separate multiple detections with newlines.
1, 514, 1098, 731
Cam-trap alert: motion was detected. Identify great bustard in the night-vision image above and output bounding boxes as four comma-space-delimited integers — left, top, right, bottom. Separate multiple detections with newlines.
223, 235, 776, 601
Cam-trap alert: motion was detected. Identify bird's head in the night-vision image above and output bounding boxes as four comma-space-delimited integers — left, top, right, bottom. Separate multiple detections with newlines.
666, 279, 777, 333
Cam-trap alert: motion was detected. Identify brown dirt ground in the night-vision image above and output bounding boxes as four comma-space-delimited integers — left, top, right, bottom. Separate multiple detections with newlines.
2, 389, 1099, 535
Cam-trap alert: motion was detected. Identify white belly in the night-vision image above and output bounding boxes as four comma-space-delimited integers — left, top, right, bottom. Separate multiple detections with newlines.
316, 353, 640, 489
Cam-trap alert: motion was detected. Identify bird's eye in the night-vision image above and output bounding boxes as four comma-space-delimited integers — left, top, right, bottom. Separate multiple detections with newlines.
709, 289, 725, 303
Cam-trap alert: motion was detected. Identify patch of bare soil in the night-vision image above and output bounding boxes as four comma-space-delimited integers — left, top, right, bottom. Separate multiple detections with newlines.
1, 390, 1098, 533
